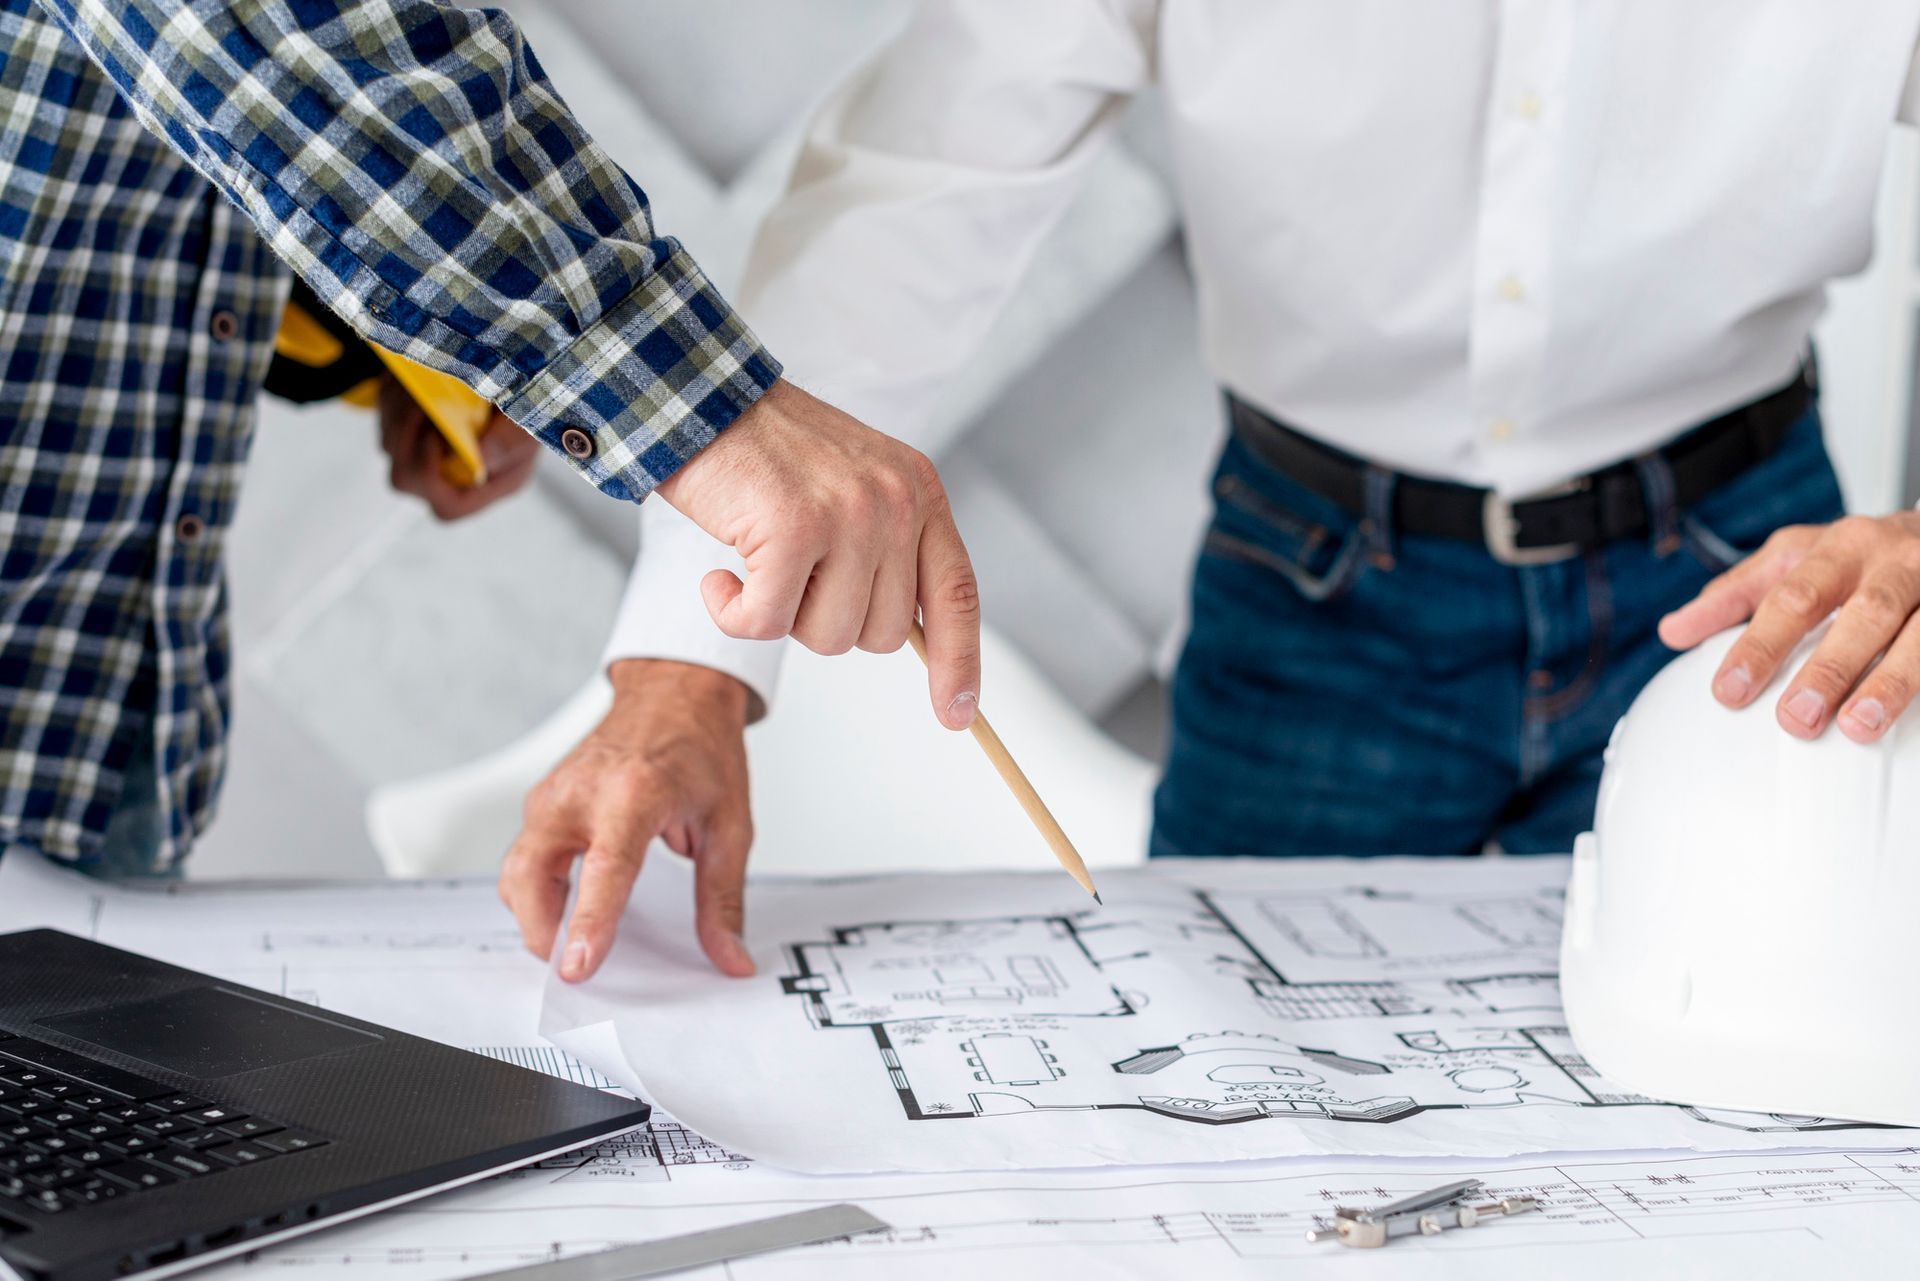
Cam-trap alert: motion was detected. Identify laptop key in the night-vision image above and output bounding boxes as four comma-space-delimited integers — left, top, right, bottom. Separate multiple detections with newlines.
206, 1142, 274, 1167
23, 1165, 80, 1190
1, 1122, 34, 1143
254, 1130, 327, 1155
67, 1120, 125, 1143
95, 1104, 146, 1125
174, 1130, 231, 1152
102, 1162, 177, 1191
59, 1148, 110, 1169
18, 1189, 66, 1214
38, 1108, 86, 1130
104, 1134, 163, 1157
146, 1150, 216, 1178
65, 1178, 119, 1206
133, 1116, 197, 1140
0, 1100, 48, 1119
148, 1095, 213, 1115
29, 1082, 78, 1102
184, 1105, 246, 1127
217, 1118, 282, 1140
0, 1044, 155, 1100
25, 1135, 74, 1156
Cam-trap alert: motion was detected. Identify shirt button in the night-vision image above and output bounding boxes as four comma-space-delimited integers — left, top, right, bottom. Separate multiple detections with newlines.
1497, 275, 1526, 303
175, 512, 206, 544
1488, 419, 1516, 442
209, 310, 239, 341
560, 428, 595, 460
1516, 90, 1544, 120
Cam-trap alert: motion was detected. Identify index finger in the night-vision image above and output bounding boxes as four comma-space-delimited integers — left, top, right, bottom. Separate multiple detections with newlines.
556, 791, 673, 983
916, 503, 982, 729
1713, 553, 1859, 707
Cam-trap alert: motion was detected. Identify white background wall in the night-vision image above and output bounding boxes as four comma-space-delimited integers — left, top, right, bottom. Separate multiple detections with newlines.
191, 1, 1920, 879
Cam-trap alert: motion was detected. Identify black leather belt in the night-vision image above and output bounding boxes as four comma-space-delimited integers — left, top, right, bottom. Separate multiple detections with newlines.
1226, 364, 1814, 566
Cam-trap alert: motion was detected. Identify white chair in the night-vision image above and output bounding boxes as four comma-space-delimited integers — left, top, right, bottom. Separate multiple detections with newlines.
365, 624, 1157, 880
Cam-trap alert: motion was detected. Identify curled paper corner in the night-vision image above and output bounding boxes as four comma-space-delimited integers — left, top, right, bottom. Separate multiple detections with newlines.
546, 1018, 645, 1097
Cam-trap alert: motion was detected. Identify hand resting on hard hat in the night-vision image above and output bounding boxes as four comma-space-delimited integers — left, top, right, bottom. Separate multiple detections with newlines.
1659, 512, 1920, 743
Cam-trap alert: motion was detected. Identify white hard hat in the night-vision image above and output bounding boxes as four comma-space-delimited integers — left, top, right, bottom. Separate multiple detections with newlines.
1562, 621, 1920, 1128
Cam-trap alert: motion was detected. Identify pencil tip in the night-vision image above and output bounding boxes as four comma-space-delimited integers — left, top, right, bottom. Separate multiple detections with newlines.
1092, 891, 1104, 906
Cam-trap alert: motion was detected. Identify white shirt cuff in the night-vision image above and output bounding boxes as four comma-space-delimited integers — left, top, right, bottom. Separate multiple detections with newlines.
601, 500, 786, 720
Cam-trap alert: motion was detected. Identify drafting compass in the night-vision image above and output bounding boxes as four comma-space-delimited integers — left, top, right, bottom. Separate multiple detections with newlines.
1304, 1178, 1539, 1248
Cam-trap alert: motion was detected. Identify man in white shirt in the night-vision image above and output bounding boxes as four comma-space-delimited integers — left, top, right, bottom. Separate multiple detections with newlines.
498, 1, 1920, 979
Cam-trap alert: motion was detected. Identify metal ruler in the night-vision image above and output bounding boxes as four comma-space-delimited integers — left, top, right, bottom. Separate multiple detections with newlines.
467, 1205, 888, 1281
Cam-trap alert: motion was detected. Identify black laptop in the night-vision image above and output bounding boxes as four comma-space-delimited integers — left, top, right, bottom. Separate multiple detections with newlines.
0, 929, 650, 1281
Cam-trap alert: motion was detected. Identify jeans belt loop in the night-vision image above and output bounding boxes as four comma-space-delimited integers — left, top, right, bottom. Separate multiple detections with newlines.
1481, 481, 1587, 567
1631, 449, 1684, 558
1361, 464, 1398, 569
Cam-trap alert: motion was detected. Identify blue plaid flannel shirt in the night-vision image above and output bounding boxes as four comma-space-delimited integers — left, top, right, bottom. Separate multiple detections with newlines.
0, 0, 782, 869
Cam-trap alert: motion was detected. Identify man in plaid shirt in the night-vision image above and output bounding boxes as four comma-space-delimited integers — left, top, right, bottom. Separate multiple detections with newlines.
0, 0, 982, 878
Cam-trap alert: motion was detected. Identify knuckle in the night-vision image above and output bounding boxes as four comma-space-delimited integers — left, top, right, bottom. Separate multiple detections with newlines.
1729, 633, 1779, 672
936, 571, 982, 623
1800, 656, 1857, 693
1871, 668, 1914, 709
873, 466, 920, 526
905, 448, 944, 499
1850, 583, 1908, 628
802, 624, 856, 657
1771, 578, 1826, 623
723, 603, 783, 641
522, 778, 560, 822
1834, 514, 1878, 543
859, 622, 912, 654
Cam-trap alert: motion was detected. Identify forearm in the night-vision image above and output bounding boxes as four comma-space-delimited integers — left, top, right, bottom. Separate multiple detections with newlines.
45, 0, 777, 501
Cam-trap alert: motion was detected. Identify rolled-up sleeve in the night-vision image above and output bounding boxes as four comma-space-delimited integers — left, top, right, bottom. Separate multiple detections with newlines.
42, 0, 780, 502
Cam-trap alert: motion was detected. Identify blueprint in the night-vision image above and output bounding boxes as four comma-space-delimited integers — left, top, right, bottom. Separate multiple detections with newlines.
3, 854, 1919, 1279
205, 1145, 1920, 1281
542, 855, 1913, 1172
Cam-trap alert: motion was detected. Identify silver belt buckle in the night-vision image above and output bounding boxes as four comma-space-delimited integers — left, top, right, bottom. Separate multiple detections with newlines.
1481, 480, 1586, 567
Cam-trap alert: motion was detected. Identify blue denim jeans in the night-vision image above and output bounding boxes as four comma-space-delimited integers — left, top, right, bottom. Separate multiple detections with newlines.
1151, 400, 1845, 859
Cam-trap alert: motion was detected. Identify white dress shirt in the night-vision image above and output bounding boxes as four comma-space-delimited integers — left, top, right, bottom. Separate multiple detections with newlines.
606, 0, 1920, 710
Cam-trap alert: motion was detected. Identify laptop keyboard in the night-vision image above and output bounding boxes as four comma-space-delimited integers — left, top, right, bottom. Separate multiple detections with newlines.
0, 1034, 327, 1216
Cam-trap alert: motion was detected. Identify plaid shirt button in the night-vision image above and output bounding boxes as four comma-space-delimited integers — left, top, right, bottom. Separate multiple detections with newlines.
208, 311, 238, 341
560, 428, 595, 460
174, 513, 205, 544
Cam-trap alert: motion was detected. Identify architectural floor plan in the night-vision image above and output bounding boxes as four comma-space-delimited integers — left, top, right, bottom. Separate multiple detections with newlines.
548, 855, 1911, 1171
3, 855, 1917, 1279
776, 878, 1854, 1134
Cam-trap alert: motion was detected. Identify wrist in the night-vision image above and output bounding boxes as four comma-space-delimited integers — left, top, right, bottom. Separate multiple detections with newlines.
607, 658, 751, 723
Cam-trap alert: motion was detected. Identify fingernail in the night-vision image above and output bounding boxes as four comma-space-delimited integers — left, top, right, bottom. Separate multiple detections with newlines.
1783, 687, 1826, 731
947, 691, 978, 727
1716, 665, 1752, 703
1842, 698, 1886, 737
562, 939, 591, 980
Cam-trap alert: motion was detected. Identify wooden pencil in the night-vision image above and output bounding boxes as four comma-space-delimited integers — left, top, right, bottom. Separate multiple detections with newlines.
907, 622, 1103, 903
